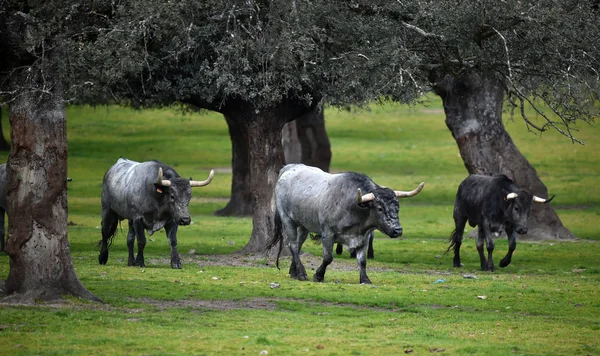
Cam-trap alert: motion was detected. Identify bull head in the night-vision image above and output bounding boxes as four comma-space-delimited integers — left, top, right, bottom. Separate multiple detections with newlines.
157, 168, 215, 187
357, 182, 425, 203
504, 192, 555, 203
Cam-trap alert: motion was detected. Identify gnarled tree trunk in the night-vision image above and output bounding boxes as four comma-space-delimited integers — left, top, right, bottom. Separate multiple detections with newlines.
3, 71, 100, 303
217, 106, 331, 217
433, 72, 574, 240
214, 114, 253, 216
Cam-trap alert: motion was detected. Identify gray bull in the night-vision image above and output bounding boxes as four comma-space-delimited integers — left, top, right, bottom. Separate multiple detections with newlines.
98, 158, 213, 268
447, 174, 554, 271
267, 164, 424, 284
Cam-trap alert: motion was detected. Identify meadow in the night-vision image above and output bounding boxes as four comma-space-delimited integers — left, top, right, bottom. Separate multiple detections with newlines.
0, 95, 598, 355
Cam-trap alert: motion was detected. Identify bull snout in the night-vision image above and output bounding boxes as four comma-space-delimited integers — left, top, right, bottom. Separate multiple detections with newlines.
516, 227, 527, 234
389, 227, 403, 238
178, 216, 191, 225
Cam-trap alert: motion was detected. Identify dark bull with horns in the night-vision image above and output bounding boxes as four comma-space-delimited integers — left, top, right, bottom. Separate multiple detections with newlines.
267, 164, 424, 284
98, 158, 214, 268
447, 174, 554, 271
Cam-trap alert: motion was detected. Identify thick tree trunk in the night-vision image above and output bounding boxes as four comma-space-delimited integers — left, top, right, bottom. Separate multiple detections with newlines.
295, 108, 332, 172
3, 72, 101, 303
0, 110, 10, 151
217, 106, 331, 217
214, 114, 253, 216
434, 72, 574, 240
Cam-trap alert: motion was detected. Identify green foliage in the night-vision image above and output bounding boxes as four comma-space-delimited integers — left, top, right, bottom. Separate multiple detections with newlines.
0, 98, 599, 354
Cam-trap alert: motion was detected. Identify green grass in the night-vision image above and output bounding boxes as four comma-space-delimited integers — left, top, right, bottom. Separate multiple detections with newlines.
0, 96, 599, 355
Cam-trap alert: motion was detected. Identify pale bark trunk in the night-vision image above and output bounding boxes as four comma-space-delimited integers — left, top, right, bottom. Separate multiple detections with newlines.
434, 72, 574, 240
3, 71, 100, 303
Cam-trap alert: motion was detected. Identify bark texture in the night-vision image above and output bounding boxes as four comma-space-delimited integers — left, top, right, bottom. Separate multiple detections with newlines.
434, 72, 574, 240
3, 72, 100, 303
217, 106, 331, 217
214, 114, 253, 216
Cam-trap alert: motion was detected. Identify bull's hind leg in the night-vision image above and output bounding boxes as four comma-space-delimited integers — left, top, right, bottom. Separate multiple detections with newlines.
126, 220, 136, 266
313, 232, 334, 283
165, 220, 182, 269
499, 227, 517, 268
132, 218, 147, 267
451, 213, 467, 268
99, 209, 118, 265
283, 219, 308, 281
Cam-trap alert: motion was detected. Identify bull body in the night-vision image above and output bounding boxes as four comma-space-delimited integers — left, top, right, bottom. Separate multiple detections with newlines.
268, 164, 423, 284
98, 158, 213, 268
448, 174, 553, 271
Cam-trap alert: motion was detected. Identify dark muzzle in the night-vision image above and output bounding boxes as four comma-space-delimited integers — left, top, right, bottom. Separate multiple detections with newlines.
389, 227, 403, 238
516, 227, 527, 234
178, 216, 191, 225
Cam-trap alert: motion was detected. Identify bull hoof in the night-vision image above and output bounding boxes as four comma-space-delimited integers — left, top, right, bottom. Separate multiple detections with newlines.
171, 262, 182, 269
360, 278, 372, 285
98, 258, 107, 265
128, 258, 136, 266
293, 274, 308, 281
313, 274, 324, 283
499, 259, 511, 268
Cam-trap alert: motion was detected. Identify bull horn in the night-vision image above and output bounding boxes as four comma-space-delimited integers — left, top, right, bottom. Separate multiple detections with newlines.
357, 188, 375, 203
395, 182, 425, 198
505, 192, 518, 200
190, 169, 215, 187
533, 194, 555, 204
157, 167, 172, 187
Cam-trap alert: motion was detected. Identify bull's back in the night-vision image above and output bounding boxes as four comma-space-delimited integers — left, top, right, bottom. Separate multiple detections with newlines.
456, 174, 512, 220
275, 164, 336, 231
102, 159, 149, 218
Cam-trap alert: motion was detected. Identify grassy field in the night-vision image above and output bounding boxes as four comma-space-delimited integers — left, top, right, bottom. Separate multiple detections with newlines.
0, 96, 599, 355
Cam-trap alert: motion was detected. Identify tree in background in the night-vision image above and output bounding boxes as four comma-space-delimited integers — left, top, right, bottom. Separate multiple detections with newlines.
73, 0, 422, 253
0, 1, 101, 302
359, 0, 600, 239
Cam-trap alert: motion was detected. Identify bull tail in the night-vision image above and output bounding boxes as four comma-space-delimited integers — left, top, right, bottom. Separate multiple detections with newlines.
444, 229, 460, 255
97, 217, 120, 249
266, 209, 283, 270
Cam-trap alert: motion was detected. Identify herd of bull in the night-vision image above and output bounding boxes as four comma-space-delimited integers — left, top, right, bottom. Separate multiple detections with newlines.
0, 158, 554, 284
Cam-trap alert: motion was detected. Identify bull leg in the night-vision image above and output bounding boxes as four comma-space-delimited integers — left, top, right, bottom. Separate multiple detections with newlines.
0, 208, 5, 252
313, 234, 333, 283
500, 227, 516, 268
367, 231, 374, 259
451, 215, 467, 268
335, 243, 343, 255
485, 228, 496, 272
127, 220, 136, 266
165, 220, 182, 269
355, 243, 372, 284
132, 218, 147, 268
283, 220, 307, 280
476, 227, 488, 271
99, 209, 118, 265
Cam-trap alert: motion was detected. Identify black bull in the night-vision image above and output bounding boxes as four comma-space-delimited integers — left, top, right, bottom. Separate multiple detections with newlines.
98, 158, 213, 269
267, 164, 424, 284
447, 174, 554, 271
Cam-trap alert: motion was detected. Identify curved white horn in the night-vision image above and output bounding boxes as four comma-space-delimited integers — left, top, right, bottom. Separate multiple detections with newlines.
533, 194, 555, 204
357, 188, 375, 203
505, 192, 518, 200
395, 182, 425, 198
190, 169, 215, 187
157, 167, 172, 187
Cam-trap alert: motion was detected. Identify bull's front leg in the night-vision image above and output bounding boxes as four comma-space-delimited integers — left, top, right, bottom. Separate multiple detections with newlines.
499, 227, 516, 268
127, 220, 136, 266
476, 227, 488, 271
165, 220, 181, 269
313, 235, 334, 283
355, 243, 372, 284
132, 219, 147, 268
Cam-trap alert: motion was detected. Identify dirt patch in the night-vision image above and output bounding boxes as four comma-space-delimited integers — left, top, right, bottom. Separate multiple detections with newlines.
136, 297, 278, 311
